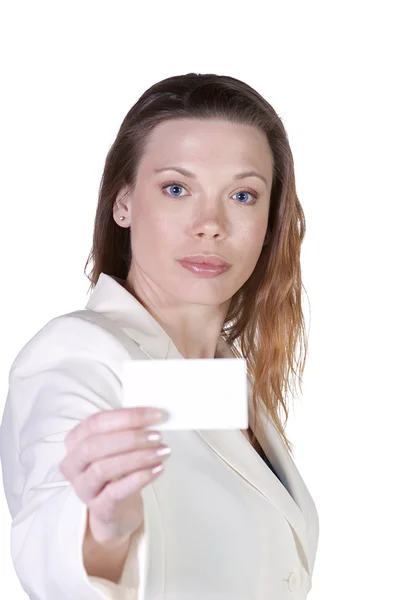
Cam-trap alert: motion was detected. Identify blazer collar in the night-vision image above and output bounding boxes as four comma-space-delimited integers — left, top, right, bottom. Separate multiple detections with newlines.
86, 272, 181, 360
86, 272, 232, 362
85, 273, 312, 575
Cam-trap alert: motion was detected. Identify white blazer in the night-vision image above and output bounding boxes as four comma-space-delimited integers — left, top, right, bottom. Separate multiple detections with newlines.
0, 273, 319, 600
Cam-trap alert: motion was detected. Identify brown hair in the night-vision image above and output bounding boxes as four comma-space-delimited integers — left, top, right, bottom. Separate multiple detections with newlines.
85, 73, 308, 456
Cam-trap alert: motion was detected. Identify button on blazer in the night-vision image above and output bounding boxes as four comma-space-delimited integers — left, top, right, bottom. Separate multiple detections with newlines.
0, 273, 319, 599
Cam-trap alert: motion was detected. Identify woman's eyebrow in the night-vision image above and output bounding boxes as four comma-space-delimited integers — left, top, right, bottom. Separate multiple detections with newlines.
153, 166, 269, 189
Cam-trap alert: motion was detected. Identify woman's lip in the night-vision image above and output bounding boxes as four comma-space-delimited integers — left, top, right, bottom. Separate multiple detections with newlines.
177, 261, 231, 277
178, 255, 231, 267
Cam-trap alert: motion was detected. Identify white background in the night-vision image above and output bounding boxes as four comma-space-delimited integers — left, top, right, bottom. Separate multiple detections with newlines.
0, 1, 399, 598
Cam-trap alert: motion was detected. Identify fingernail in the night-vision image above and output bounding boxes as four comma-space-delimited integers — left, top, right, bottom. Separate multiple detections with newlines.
152, 409, 170, 423
155, 446, 172, 457
151, 464, 164, 475
147, 432, 162, 442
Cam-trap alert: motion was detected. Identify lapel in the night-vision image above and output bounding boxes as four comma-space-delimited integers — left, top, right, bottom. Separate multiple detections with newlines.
86, 273, 311, 575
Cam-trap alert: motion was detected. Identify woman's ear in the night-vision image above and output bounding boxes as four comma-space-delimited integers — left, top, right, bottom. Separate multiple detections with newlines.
263, 229, 271, 246
113, 187, 131, 227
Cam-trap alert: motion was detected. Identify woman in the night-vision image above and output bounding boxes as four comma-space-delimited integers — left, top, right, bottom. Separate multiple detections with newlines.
0, 72, 319, 599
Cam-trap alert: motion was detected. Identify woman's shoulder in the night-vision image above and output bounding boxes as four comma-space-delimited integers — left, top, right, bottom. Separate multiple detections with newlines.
9, 309, 138, 376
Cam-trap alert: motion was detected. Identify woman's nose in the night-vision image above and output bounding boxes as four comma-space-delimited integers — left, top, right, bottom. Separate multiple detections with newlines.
193, 219, 227, 239
190, 203, 228, 239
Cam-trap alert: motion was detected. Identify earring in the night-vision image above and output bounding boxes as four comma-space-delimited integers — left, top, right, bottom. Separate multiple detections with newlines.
119, 216, 125, 221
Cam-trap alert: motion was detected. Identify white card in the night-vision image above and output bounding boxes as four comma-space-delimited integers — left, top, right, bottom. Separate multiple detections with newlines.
121, 358, 249, 431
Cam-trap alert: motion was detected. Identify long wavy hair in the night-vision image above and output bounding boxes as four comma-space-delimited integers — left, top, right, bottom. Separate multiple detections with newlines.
85, 72, 309, 456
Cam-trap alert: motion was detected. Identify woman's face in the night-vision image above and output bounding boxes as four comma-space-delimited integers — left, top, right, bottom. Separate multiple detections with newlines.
115, 118, 273, 307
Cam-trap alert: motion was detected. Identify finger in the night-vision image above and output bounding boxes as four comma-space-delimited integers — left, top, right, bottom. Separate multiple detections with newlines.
65, 406, 167, 452
72, 446, 171, 504
90, 463, 165, 521
102, 463, 165, 504
60, 427, 162, 481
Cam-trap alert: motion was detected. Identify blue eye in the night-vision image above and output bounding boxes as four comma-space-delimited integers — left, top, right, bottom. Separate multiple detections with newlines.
163, 183, 186, 197
161, 181, 258, 204
234, 191, 254, 204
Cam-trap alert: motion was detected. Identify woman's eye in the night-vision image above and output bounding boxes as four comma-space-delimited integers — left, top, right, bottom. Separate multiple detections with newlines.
233, 190, 258, 204
161, 182, 258, 204
162, 183, 187, 197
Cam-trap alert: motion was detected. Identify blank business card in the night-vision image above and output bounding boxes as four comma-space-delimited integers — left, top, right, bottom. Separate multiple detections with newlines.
121, 357, 249, 431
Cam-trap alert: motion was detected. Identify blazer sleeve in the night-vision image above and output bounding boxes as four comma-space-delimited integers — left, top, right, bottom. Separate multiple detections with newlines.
0, 315, 144, 600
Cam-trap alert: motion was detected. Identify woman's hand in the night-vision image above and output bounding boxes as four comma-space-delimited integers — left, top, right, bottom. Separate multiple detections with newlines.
60, 407, 170, 545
